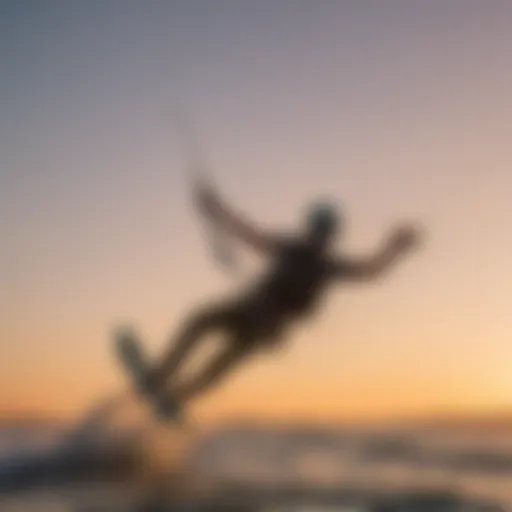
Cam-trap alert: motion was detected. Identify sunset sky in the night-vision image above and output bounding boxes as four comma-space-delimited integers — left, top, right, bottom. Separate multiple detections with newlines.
1, 1, 511, 424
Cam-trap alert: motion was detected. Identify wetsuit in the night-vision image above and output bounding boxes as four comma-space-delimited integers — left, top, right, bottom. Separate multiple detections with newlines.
232, 237, 336, 344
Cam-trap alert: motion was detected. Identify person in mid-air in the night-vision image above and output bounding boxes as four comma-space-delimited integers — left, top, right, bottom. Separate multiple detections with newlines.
128, 178, 422, 418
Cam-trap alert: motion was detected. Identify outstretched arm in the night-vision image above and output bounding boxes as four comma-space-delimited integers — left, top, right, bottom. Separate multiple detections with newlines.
194, 178, 278, 255
333, 225, 422, 282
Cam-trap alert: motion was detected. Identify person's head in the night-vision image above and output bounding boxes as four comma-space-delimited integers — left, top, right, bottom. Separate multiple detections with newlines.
303, 200, 342, 248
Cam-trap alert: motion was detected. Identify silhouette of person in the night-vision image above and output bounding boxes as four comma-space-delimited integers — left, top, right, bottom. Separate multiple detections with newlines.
130, 178, 422, 419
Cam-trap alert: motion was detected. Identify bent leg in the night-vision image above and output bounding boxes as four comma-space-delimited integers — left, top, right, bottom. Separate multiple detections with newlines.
169, 297, 289, 404
148, 301, 238, 392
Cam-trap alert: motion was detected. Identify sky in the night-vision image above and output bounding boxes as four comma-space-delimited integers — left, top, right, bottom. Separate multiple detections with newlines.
1, 0, 511, 424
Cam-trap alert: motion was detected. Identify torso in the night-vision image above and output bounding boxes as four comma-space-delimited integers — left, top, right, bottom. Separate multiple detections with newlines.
257, 238, 334, 318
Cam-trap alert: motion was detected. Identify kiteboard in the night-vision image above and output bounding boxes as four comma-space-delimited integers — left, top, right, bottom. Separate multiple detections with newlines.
114, 327, 186, 426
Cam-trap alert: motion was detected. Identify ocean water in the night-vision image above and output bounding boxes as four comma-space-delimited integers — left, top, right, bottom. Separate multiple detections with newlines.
188, 427, 512, 504
0, 423, 511, 510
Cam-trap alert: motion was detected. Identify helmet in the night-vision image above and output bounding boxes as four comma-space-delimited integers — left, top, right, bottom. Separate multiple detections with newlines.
306, 200, 340, 235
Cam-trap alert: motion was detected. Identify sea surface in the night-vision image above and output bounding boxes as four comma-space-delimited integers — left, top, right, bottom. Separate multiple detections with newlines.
0, 420, 511, 510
